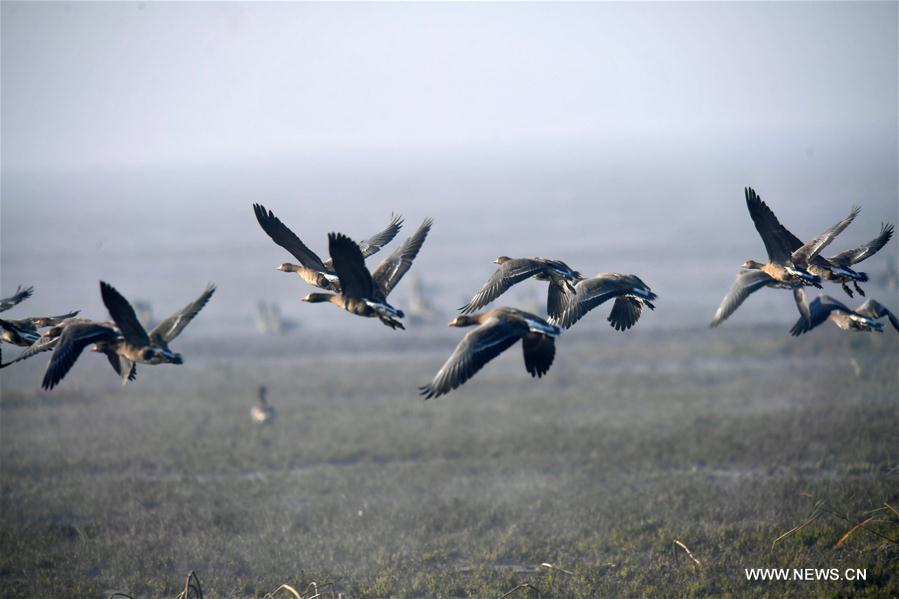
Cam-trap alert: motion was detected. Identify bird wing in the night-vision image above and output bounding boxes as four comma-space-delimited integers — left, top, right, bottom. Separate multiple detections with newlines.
607, 296, 645, 332
744, 187, 795, 263
358, 213, 405, 258
42, 323, 118, 390
100, 282, 150, 347
372, 218, 433, 297
793, 288, 811, 326
709, 270, 775, 327
253, 203, 327, 271
459, 259, 548, 314
521, 333, 556, 378
790, 205, 860, 267
419, 318, 526, 399
0, 285, 34, 313
0, 335, 58, 369
546, 281, 575, 320
328, 233, 376, 299
828, 223, 894, 267
855, 299, 899, 331
149, 284, 216, 344
553, 274, 638, 330
789, 295, 846, 336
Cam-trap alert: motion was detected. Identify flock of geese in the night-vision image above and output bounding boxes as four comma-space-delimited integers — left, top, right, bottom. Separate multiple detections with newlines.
1, 187, 895, 403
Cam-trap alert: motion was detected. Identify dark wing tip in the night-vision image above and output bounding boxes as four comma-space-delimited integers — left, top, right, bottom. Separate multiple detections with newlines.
418, 385, 437, 399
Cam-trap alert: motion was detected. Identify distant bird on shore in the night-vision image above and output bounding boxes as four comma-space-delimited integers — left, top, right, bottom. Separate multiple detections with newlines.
711, 187, 857, 327
253, 203, 403, 291
550, 273, 657, 331
303, 218, 433, 330
0, 285, 34, 313
789, 293, 899, 335
460, 257, 582, 320
420, 307, 561, 399
251, 385, 276, 424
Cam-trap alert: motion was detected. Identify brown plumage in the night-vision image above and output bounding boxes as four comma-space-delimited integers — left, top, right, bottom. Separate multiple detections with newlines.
303, 219, 433, 330
419, 307, 562, 399
460, 257, 582, 319
550, 273, 656, 331
253, 203, 403, 291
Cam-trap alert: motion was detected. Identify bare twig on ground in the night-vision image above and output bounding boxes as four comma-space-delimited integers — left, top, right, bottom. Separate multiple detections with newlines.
674, 540, 701, 566
499, 583, 541, 599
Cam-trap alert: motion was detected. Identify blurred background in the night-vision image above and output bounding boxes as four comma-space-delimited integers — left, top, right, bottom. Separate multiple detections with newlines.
1, 4, 897, 597
2, 2, 896, 334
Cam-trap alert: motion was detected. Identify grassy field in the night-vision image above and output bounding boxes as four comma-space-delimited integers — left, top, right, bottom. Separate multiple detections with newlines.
0, 322, 897, 598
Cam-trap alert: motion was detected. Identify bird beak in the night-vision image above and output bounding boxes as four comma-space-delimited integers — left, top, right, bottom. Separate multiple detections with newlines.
492, 259, 501, 264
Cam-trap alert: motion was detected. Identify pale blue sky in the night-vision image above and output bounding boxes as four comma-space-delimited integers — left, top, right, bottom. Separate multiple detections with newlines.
2, 2, 896, 172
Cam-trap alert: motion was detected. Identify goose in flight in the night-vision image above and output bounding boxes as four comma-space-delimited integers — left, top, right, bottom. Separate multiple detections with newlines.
711, 187, 856, 327
789, 292, 899, 335
549, 273, 657, 331
459, 257, 582, 319
0, 285, 34, 312
1, 310, 81, 347
100, 281, 215, 366
419, 308, 561, 399
818, 223, 894, 297
303, 218, 433, 330
253, 203, 403, 291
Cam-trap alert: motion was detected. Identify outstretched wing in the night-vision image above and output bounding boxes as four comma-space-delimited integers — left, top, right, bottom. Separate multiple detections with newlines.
460, 259, 547, 314
855, 299, 899, 332
553, 274, 643, 330
149, 284, 216, 344
744, 187, 794, 263
358, 213, 405, 258
790, 205, 860, 267
0, 335, 59, 369
42, 323, 118, 390
607, 296, 645, 332
372, 218, 433, 297
419, 318, 526, 399
709, 270, 774, 327
0, 285, 34, 312
789, 295, 846, 336
100, 282, 150, 347
253, 203, 327, 271
521, 333, 556, 378
828, 223, 894, 267
328, 233, 375, 299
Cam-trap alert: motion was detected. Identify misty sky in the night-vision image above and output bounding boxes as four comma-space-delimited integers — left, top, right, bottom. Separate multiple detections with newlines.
2, 2, 896, 172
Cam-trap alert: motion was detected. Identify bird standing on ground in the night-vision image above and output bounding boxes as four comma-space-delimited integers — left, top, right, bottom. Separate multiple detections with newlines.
251, 385, 276, 424
419, 307, 561, 399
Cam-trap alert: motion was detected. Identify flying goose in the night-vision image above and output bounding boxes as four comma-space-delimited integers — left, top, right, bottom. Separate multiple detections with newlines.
819, 223, 894, 297
100, 281, 215, 367
789, 293, 899, 336
459, 257, 582, 319
0, 310, 80, 347
711, 187, 856, 327
251, 385, 276, 424
253, 204, 403, 291
0, 285, 34, 313
41, 282, 215, 389
549, 273, 657, 330
39, 319, 137, 390
419, 308, 561, 399
303, 218, 433, 330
